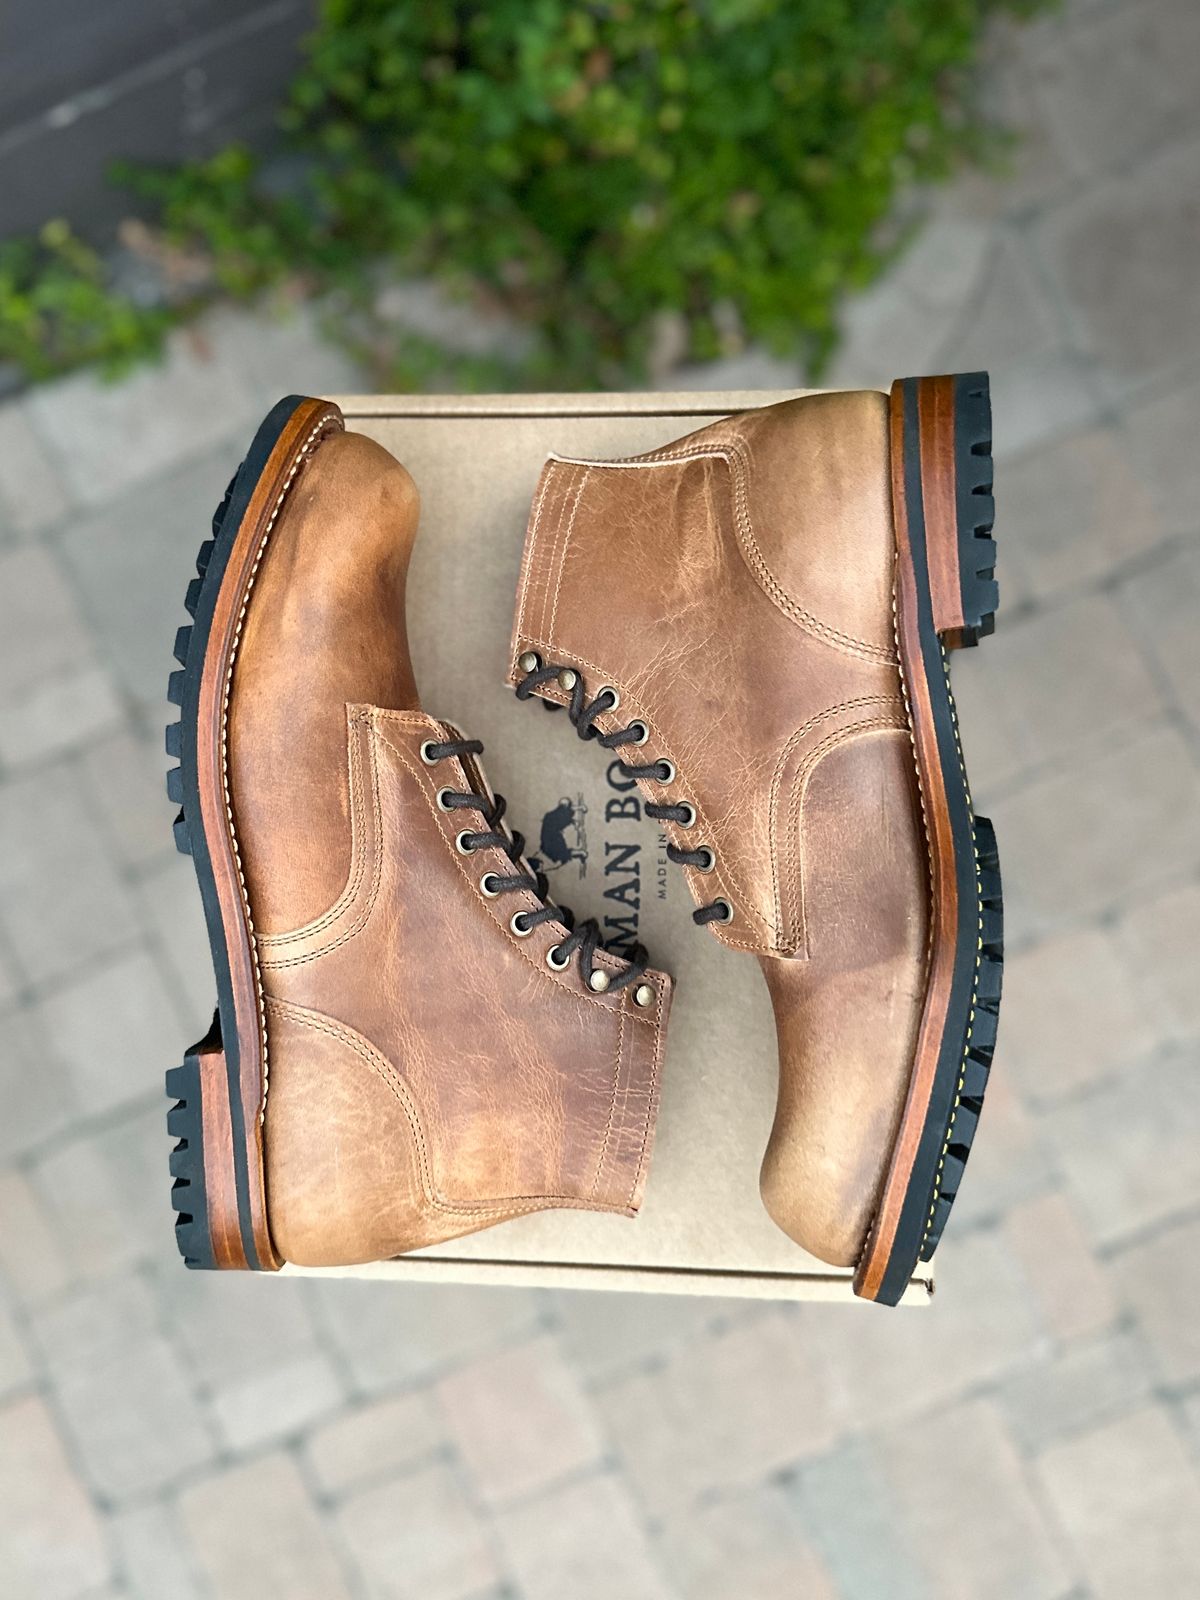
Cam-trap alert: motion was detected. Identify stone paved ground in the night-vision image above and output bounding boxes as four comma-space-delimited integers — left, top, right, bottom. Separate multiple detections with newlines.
2, 2, 1199, 1595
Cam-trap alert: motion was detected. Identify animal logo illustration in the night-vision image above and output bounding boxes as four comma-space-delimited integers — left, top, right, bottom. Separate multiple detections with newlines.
528, 794, 588, 879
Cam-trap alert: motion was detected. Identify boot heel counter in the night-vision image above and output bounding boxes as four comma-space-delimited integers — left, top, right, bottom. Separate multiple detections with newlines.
742, 389, 898, 658
263, 1000, 431, 1266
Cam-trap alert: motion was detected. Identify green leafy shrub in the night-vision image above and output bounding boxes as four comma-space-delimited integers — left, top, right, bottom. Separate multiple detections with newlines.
0, 0, 1048, 388
0, 222, 173, 380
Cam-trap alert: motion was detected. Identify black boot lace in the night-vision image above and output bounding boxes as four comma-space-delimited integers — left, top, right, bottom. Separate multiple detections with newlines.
513, 659, 733, 927
419, 735, 653, 995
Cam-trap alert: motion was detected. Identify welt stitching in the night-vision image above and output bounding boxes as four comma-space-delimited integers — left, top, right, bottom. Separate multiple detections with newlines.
219, 414, 336, 1124
921, 645, 983, 1250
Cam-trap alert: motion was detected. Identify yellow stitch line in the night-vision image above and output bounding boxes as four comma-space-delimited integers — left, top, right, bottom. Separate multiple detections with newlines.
219, 415, 332, 1128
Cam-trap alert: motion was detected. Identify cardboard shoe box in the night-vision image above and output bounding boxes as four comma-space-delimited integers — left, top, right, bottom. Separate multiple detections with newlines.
282, 390, 933, 1306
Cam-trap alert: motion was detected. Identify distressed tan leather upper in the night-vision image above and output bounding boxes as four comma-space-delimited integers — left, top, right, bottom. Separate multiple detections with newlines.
229, 427, 671, 1267
507, 392, 928, 1266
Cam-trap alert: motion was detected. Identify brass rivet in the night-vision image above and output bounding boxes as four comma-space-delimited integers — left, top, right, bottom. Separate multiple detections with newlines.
557, 667, 578, 691
518, 651, 540, 673
588, 969, 611, 993
634, 983, 655, 1008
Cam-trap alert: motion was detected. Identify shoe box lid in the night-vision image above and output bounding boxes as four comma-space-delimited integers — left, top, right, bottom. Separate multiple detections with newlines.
280, 390, 933, 1307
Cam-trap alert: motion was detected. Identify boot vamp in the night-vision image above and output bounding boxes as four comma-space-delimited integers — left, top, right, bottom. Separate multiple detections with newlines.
759, 726, 929, 1267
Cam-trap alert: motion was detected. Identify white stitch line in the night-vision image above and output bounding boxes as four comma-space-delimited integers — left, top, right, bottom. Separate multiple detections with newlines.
219, 416, 334, 1128
513, 464, 554, 654
920, 643, 982, 1250
546, 465, 590, 648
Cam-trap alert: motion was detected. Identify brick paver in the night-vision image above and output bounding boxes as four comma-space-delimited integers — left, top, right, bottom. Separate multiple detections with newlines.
335, 1461, 499, 1600
494, 1472, 673, 1600
437, 1332, 606, 1507
1036, 1408, 1200, 1600
0, 1393, 113, 1600
1, 6, 1198, 1595
179, 1453, 355, 1600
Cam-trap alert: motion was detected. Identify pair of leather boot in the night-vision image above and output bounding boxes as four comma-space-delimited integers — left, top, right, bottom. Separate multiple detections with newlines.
166, 378, 1002, 1305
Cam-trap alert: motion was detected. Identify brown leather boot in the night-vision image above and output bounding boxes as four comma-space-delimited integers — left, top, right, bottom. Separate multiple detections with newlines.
508, 375, 1003, 1304
166, 396, 671, 1270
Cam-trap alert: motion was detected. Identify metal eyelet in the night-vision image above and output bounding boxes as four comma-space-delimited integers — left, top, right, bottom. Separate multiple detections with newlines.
436, 787, 456, 812
655, 759, 676, 785
510, 911, 535, 937
676, 802, 697, 828
480, 873, 501, 899
546, 944, 570, 971
599, 685, 620, 711
694, 846, 716, 873
557, 667, 578, 691
420, 740, 440, 765
634, 983, 655, 1008
588, 969, 611, 993
712, 898, 734, 924
626, 720, 650, 746
455, 831, 476, 855
517, 651, 540, 674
